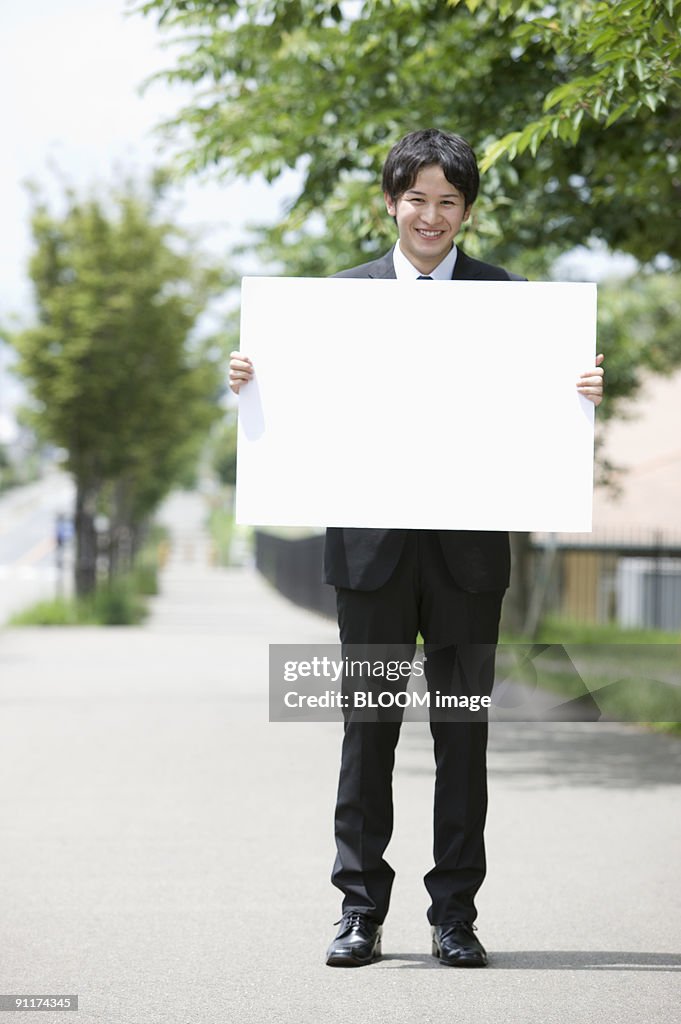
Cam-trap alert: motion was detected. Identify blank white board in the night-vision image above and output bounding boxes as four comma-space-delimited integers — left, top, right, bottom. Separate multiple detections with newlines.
236, 277, 597, 531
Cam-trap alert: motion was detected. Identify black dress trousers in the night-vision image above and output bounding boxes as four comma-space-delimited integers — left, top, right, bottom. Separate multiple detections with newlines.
331, 531, 504, 925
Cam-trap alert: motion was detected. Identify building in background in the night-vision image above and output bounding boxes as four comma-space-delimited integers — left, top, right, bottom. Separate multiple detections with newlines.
536, 369, 681, 630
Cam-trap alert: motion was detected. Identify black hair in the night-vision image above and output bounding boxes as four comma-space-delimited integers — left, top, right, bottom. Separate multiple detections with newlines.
381, 129, 480, 209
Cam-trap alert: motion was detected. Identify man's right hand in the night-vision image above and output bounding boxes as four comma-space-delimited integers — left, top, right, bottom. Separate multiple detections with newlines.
229, 351, 254, 395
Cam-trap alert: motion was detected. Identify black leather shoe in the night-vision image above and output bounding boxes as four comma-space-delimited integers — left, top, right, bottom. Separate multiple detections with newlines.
432, 922, 488, 967
326, 911, 382, 967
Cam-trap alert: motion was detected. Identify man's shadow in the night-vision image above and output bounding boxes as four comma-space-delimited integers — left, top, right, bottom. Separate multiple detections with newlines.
378, 950, 681, 970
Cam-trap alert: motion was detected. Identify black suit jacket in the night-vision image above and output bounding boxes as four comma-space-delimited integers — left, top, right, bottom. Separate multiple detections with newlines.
323, 246, 524, 593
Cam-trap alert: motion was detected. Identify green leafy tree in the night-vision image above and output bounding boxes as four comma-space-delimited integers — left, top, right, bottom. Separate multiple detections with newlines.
10, 176, 227, 595
476, 0, 680, 165
135, 0, 681, 270
596, 272, 681, 416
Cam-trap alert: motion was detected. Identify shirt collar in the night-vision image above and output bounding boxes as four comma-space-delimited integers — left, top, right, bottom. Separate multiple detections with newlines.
391, 242, 458, 280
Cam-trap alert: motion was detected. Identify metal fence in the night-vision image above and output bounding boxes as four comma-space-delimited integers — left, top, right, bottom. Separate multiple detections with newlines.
254, 530, 336, 618
533, 529, 681, 631
255, 529, 681, 632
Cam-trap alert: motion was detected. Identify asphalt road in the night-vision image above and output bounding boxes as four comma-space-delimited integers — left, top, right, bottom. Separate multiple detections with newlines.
0, 490, 679, 1024
0, 472, 74, 623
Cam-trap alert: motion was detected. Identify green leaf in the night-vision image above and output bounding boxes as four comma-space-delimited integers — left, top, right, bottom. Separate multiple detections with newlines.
571, 108, 584, 132
528, 121, 551, 157
480, 132, 522, 171
606, 99, 630, 124
543, 81, 579, 111
587, 26, 617, 52
604, 100, 631, 126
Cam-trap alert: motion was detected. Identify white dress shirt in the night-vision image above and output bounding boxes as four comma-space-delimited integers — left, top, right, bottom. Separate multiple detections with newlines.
391, 242, 459, 280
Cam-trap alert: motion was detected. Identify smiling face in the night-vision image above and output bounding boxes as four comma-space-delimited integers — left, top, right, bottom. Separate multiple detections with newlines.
384, 163, 471, 275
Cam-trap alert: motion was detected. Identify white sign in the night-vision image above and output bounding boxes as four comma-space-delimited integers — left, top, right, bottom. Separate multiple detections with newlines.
236, 277, 597, 532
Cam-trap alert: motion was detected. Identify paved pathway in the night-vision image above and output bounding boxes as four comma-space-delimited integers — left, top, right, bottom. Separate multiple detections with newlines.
0, 490, 679, 1023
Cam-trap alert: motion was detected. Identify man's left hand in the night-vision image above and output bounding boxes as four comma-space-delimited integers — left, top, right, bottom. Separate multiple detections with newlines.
576, 353, 605, 406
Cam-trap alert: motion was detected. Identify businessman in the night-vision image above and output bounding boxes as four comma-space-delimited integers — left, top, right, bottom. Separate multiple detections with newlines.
230, 128, 604, 968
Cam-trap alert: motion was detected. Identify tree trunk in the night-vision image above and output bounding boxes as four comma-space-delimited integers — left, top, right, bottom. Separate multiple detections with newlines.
108, 477, 134, 579
74, 479, 99, 597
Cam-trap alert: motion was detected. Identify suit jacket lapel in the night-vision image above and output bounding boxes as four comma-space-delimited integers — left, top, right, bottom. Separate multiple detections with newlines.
367, 250, 397, 279
451, 248, 483, 280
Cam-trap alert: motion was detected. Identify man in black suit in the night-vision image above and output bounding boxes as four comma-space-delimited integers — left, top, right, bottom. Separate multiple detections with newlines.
229, 128, 604, 969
